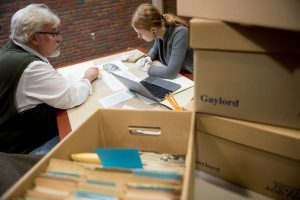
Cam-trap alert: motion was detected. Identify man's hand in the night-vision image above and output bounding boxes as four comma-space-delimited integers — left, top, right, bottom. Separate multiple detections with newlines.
83, 67, 99, 82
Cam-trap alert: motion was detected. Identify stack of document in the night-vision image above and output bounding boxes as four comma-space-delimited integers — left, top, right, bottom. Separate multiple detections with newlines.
21, 151, 186, 200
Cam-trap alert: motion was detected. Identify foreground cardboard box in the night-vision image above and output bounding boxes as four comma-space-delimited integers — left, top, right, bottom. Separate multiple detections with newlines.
2, 109, 195, 200
177, 0, 300, 31
195, 113, 300, 200
190, 18, 300, 129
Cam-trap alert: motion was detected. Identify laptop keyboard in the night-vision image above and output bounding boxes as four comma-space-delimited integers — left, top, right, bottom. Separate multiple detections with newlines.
140, 81, 172, 100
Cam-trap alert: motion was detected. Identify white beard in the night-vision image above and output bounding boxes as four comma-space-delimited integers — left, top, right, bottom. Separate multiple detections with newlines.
50, 49, 60, 57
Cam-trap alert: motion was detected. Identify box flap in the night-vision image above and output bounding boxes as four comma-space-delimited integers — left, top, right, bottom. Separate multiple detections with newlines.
99, 109, 192, 155
196, 113, 300, 161
189, 18, 300, 53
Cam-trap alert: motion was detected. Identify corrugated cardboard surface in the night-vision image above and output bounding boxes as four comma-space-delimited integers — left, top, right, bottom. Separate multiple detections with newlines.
190, 19, 300, 129
193, 50, 300, 129
195, 113, 300, 200
196, 113, 300, 161
2, 109, 194, 200
189, 18, 300, 53
177, 0, 300, 31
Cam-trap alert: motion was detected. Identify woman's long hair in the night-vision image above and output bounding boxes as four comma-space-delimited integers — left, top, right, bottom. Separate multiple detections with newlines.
132, 3, 187, 30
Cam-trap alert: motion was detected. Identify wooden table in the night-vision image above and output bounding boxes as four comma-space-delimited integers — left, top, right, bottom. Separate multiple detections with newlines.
56, 48, 194, 139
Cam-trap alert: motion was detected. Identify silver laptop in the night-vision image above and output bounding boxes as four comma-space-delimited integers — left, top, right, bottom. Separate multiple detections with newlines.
112, 73, 181, 102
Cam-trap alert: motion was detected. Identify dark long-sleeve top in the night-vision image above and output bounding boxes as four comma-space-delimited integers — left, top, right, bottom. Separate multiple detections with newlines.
147, 25, 193, 79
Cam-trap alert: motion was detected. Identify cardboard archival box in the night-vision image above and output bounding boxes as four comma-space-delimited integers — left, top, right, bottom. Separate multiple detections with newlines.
189, 19, 300, 54
2, 109, 195, 200
177, 0, 300, 31
195, 113, 300, 200
190, 18, 300, 129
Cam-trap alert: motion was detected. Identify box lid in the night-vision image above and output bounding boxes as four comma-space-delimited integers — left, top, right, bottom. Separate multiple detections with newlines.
189, 18, 300, 53
196, 113, 300, 161
178, 0, 300, 31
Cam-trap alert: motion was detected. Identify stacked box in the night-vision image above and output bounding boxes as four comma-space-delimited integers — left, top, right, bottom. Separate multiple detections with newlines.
178, 0, 300, 199
190, 18, 300, 129
1, 109, 195, 200
196, 113, 300, 200
177, 0, 300, 31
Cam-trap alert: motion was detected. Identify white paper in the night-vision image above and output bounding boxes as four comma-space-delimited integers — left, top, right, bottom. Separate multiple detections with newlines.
57, 60, 95, 81
94, 60, 128, 71
170, 75, 194, 94
102, 71, 126, 91
102, 69, 141, 91
57, 59, 128, 83
160, 87, 194, 110
113, 70, 141, 82
98, 90, 134, 108
121, 105, 137, 110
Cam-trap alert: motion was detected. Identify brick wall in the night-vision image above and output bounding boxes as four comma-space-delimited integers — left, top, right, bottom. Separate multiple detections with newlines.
164, 0, 177, 15
0, 0, 176, 68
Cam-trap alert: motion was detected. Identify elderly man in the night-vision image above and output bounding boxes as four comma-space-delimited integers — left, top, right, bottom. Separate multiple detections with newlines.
0, 4, 99, 154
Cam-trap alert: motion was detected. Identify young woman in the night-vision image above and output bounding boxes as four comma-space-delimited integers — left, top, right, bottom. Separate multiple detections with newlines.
132, 3, 193, 79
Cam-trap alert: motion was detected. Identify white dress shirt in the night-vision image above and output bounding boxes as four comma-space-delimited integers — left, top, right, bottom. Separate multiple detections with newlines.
14, 40, 92, 113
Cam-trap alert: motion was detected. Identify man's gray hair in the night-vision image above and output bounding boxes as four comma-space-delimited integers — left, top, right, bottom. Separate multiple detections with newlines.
10, 4, 60, 43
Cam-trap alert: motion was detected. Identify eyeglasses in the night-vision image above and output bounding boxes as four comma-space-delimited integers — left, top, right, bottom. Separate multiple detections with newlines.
35, 31, 61, 38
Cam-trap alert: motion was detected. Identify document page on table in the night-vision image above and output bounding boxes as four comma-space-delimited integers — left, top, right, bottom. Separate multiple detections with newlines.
98, 90, 135, 108
171, 75, 194, 94
57, 59, 135, 92
57, 60, 95, 81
